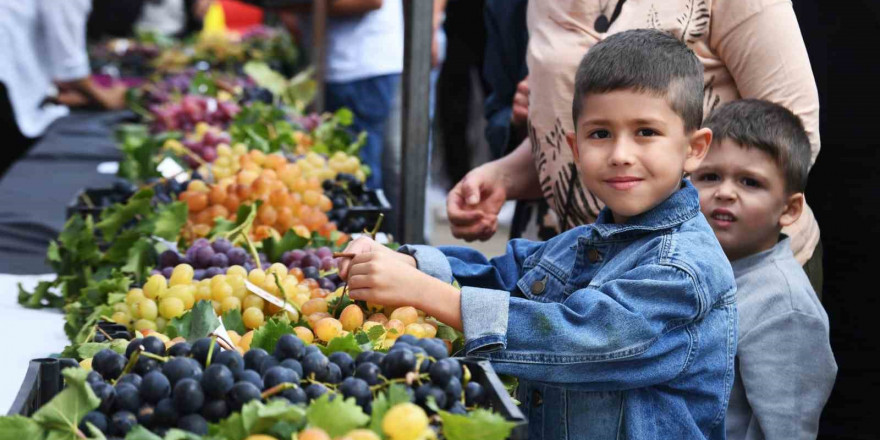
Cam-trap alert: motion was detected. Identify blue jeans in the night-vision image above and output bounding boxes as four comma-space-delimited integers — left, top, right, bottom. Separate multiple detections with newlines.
325, 74, 400, 189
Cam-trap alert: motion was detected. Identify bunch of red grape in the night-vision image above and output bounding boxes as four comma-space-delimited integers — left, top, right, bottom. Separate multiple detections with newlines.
150, 95, 240, 133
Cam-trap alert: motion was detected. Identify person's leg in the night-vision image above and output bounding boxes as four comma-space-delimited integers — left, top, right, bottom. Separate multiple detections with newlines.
324, 75, 399, 189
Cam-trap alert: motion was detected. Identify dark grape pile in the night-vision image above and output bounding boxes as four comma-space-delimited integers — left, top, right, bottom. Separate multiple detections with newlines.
323, 173, 382, 233
82, 335, 486, 437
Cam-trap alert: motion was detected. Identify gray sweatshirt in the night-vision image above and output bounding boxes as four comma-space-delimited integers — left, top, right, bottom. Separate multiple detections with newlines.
725, 236, 837, 440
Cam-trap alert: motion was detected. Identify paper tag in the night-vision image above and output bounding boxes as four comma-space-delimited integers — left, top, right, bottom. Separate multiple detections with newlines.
157, 157, 188, 182
206, 98, 218, 114
97, 161, 119, 174
151, 235, 179, 253
211, 316, 234, 350
350, 232, 390, 244
244, 279, 299, 314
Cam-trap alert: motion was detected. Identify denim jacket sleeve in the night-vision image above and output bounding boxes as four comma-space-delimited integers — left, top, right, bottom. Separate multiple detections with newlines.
477, 263, 703, 390
399, 239, 546, 352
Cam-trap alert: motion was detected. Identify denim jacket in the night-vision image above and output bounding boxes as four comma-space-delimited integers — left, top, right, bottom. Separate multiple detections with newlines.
401, 181, 737, 439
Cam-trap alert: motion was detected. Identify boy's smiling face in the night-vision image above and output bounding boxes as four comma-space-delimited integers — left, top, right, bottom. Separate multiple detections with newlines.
692, 139, 804, 261
567, 89, 711, 223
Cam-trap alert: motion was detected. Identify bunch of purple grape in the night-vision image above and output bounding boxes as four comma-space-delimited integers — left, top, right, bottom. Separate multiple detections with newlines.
281, 247, 340, 291
154, 238, 262, 281
181, 129, 231, 166
150, 95, 240, 133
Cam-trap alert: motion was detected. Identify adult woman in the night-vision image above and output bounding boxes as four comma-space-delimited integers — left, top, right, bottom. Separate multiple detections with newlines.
448, 0, 821, 272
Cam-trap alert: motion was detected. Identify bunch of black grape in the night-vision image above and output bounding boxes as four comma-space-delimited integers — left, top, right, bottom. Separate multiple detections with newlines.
241, 86, 274, 105
81, 334, 487, 437
281, 247, 340, 291
153, 238, 261, 280
323, 173, 381, 233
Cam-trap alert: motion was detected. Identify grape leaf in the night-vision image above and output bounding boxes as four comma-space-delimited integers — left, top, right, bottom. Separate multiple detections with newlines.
318, 333, 364, 357
32, 368, 100, 438
249, 317, 294, 352
123, 425, 162, 440
327, 294, 354, 319
95, 189, 154, 241
244, 61, 288, 96
211, 399, 305, 440
438, 408, 519, 440
166, 300, 219, 343
369, 384, 413, 437
121, 238, 156, 283
77, 339, 129, 359
0, 416, 43, 440
221, 308, 246, 335
261, 229, 309, 263
103, 230, 143, 264
149, 201, 188, 241
306, 394, 369, 437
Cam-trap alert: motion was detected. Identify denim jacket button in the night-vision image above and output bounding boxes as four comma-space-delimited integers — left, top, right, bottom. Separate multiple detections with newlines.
531, 277, 547, 295
532, 389, 543, 407
588, 248, 601, 263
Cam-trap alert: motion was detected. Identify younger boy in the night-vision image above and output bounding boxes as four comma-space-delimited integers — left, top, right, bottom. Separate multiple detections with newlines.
340, 30, 737, 439
692, 99, 837, 440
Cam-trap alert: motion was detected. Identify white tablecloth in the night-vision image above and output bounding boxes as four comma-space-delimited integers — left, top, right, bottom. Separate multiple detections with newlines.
0, 274, 68, 413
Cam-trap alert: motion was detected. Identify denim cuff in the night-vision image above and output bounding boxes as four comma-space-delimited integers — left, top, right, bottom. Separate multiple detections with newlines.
398, 245, 454, 283
461, 286, 509, 355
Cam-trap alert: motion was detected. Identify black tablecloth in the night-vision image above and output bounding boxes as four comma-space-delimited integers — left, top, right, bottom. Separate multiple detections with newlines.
0, 111, 128, 274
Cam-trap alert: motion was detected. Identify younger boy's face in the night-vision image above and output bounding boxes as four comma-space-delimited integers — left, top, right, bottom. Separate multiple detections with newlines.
568, 90, 710, 223
692, 139, 803, 261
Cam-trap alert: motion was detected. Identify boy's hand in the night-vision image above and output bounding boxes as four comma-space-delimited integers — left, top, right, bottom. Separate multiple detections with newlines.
338, 236, 415, 279
346, 252, 432, 308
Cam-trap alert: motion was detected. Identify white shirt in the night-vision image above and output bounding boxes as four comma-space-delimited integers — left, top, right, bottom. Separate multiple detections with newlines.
304, 0, 404, 83
136, 0, 186, 36
0, 0, 92, 138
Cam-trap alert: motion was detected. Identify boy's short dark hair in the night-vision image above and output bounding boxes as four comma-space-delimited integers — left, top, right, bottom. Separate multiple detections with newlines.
572, 29, 704, 132
703, 99, 811, 193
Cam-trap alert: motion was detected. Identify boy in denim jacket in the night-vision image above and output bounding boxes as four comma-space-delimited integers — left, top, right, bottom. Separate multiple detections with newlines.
339, 30, 737, 439
691, 100, 837, 440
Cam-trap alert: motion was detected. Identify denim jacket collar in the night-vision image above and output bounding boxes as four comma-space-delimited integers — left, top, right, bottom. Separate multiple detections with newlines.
590, 180, 701, 240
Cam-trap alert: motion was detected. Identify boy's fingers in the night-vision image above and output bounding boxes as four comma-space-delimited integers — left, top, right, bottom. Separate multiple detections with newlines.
348, 288, 371, 302
347, 275, 373, 290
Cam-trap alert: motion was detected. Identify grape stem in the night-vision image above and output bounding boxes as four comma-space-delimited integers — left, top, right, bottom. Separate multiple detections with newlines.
80, 192, 95, 209
369, 213, 384, 240
140, 351, 170, 363
118, 347, 142, 380
95, 325, 114, 341
369, 373, 429, 393
206, 334, 218, 367
260, 382, 299, 399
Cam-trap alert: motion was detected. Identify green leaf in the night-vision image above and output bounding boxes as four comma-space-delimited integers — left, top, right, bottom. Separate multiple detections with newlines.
334, 108, 354, 126
244, 61, 288, 96
249, 317, 294, 352
327, 294, 354, 319
77, 339, 129, 359
150, 202, 189, 241
306, 394, 369, 437
189, 71, 219, 96
260, 230, 309, 264
123, 425, 163, 440
212, 399, 306, 440
166, 301, 220, 343
369, 384, 412, 437
18, 280, 63, 309
103, 230, 143, 264
95, 189, 154, 241
318, 333, 364, 357
438, 408, 519, 440
121, 238, 156, 283
221, 308, 246, 335
0, 416, 44, 440
32, 367, 100, 437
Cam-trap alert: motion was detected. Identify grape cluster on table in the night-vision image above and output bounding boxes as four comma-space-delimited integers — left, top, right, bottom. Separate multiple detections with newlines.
82, 335, 487, 438
181, 128, 231, 166
150, 95, 240, 133
323, 173, 382, 233
154, 239, 341, 292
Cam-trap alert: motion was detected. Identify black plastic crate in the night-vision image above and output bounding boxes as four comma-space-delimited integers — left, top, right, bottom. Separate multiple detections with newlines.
458, 358, 528, 440
8, 358, 79, 416
66, 187, 133, 220
336, 189, 393, 233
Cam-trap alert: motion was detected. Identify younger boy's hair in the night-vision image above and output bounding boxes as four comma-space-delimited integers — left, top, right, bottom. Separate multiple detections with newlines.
702, 99, 811, 193
572, 29, 704, 132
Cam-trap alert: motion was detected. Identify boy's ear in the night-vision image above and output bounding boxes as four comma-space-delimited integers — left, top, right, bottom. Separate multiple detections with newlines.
779, 192, 804, 228
566, 132, 579, 161
683, 127, 713, 173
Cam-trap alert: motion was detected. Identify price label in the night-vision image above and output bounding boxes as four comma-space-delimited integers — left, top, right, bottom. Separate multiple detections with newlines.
211, 317, 235, 350
157, 157, 188, 183
244, 279, 299, 315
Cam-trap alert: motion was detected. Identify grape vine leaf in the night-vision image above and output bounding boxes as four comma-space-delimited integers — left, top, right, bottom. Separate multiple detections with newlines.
32, 367, 100, 439
148, 201, 189, 241
221, 308, 246, 335
368, 384, 413, 438
438, 408, 519, 440
250, 317, 294, 352
261, 230, 309, 263
95, 189, 154, 241
210, 399, 305, 440
122, 425, 162, 440
306, 394, 369, 438
0, 416, 43, 440
77, 339, 129, 359
103, 230, 143, 264
243, 61, 288, 96
318, 333, 363, 357
164, 300, 220, 343
121, 238, 157, 283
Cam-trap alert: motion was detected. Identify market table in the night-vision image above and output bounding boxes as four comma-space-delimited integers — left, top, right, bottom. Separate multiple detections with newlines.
0, 111, 128, 274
